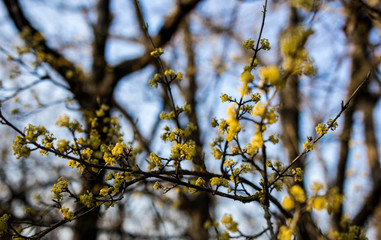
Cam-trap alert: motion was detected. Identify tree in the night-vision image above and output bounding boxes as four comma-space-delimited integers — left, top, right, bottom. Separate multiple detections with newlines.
0, 0, 380, 239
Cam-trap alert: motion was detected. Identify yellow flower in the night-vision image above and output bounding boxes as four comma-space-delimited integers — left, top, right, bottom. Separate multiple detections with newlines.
282, 196, 295, 211
60, 206, 74, 220
80, 191, 94, 208
226, 104, 241, 142
153, 181, 162, 190
239, 71, 254, 97
252, 102, 266, 117
195, 177, 206, 186
303, 137, 314, 152
259, 65, 282, 89
57, 139, 69, 153
312, 196, 326, 210
112, 142, 125, 156
56, 114, 70, 127
221, 214, 239, 233
150, 48, 164, 58
290, 185, 306, 202
278, 225, 293, 240
224, 158, 235, 168
315, 123, 328, 135
251, 130, 264, 150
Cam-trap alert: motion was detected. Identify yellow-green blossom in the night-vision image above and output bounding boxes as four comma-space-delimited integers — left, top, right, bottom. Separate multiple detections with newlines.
210, 177, 228, 187
80, 191, 94, 208
150, 48, 164, 58
95, 104, 110, 117
259, 65, 282, 89
221, 214, 239, 233
112, 142, 125, 156
226, 104, 241, 142
260, 38, 271, 50
290, 185, 306, 202
278, 225, 293, 240
195, 177, 206, 186
57, 139, 70, 153
170, 141, 196, 161
282, 196, 295, 211
242, 38, 254, 50
153, 181, 162, 190
224, 158, 235, 168
12, 135, 31, 159
303, 137, 314, 152
150, 153, 162, 167
60, 206, 74, 220
220, 93, 232, 103
51, 177, 68, 201
315, 123, 328, 135
251, 130, 264, 150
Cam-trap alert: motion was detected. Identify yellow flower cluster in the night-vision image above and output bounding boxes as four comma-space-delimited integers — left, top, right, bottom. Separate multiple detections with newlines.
242, 38, 254, 50
149, 73, 161, 88
250, 130, 264, 150
80, 191, 94, 208
12, 135, 31, 159
252, 102, 278, 124
150, 48, 164, 58
164, 69, 175, 78
160, 111, 176, 120
149, 152, 162, 170
327, 118, 338, 130
24, 124, 47, 142
95, 104, 110, 117
60, 206, 74, 220
161, 125, 196, 142
259, 65, 282, 89
51, 177, 68, 201
195, 177, 206, 186
282, 185, 306, 211
153, 181, 162, 190
221, 214, 239, 233
290, 185, 306, 202
170, 141, 196, 161
281, 27, 316, 76
225, 104, 241, 142
292, 168, 303, 182
303, 137, 314, 152
67, 160, 85, 173
260, 38, 271, 50
220, 93, 232, 103
315, 123, 328, 135
210, 177, 228, 187
111, 142, 125, 156
239, 70, 254, 97
56, 114, 83, 131
223, 158, 235, 168
278, 225, 293, 240
211, 147, 222, 160
57, 139, 70, 153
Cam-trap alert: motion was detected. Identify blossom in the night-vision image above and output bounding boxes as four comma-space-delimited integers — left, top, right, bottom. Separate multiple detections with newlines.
282, 196, 295, 211
259, 65, 281, 88
221, 214, 239, 232
150, 48, 164, 58
315, 123, 328, 135
290, 185, 306, 202
60, 206, 74, 220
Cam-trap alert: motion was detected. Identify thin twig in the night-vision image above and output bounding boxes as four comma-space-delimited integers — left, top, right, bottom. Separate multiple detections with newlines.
269, 70, 371, 187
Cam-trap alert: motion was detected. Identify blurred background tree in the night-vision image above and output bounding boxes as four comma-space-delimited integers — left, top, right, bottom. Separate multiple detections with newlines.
0, 0, 380, 239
